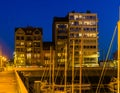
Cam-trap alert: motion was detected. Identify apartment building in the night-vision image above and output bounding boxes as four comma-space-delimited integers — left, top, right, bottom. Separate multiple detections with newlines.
52, 17, 69, 66
53, 11, 99, 67
14, 27, 43, 66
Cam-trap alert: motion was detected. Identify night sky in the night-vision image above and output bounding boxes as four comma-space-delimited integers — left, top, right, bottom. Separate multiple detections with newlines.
0, 0, 119, 60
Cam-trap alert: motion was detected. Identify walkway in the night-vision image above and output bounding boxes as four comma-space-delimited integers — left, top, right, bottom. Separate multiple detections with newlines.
0, 71, 18, 93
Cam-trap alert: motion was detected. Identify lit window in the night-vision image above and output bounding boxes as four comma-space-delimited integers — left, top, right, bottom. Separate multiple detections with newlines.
79, 15, 82, 19
27, 48, 32, 52
84, 21, 90, 25
21, 42, 24, 46
37, 54, 40, 58
20, 54, 24, 57
79, 21, 82, 25
34, 54, 36, 58
74, 15, 79, 20
26, 42, 32, 47
45, 53, 50, 56
89, 33, 96, 37
58, 53, 61, 57
70, 22, 74, 26
79, 33, 82, 37
27, 53, 31, 59
69, 15, 74, 20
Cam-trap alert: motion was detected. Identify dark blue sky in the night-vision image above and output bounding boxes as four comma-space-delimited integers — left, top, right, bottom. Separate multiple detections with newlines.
0, 0, 119, 59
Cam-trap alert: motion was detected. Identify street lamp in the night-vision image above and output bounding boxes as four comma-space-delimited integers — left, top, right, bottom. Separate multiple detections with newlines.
0, 56, 7, 67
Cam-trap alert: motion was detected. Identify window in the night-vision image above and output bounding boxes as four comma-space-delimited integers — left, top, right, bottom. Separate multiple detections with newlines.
74, 21, 79, 26
74, 15, 79, 20
20, 42, 24, 46
16, 48, 20, 52
26, 42, 32, 47
16, 36, 20, 40
26, 30, 32, 35
35, 31, 40, 34
27, 48, 32, 52
69, 15, 74, 20
20, 54, 24, 57
79, 15, 82, 19
79, 33, 82, 37
57, 24, 68, 29
21, 48, 24, 52
21, 36, 24, 40
27, 53, 31, 59
34, 48, 40, 53
16, 42, 20, 46
26, 36, 32, 41
34, 42, 40, 47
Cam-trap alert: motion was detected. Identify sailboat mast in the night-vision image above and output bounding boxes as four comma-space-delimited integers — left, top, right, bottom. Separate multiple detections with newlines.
72, 40, 75, 93
64, 44, 67, 92
117, 20, 120, 93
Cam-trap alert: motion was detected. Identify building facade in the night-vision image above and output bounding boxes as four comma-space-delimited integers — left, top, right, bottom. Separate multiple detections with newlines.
14, 27, 43, 66
43, 42, 55, 66
53, 12, 99, 67
52, 17, 69, 66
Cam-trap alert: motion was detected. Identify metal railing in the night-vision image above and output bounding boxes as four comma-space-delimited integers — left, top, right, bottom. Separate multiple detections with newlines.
15, 70, 28, 93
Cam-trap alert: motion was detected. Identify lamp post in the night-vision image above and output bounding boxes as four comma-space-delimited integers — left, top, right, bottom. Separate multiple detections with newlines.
0, 56, 7, 67
0, 56, 2, 67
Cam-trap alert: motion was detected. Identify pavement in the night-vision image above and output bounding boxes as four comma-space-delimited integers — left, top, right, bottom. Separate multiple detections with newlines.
0, 71, 18, 93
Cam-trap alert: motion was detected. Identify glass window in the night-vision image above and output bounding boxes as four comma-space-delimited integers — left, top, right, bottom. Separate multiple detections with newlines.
69, 15, 74, 20
20, 42, 24, 46
27, 48, 32, 52
27, 53, 31, 59
34, 42, 40, 47
21, 36, 24, 40
35, 31, 40, 34
16, 36, 20, 40
26, 36, 32, 41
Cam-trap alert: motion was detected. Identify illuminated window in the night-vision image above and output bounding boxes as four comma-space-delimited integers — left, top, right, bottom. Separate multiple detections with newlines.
27, 48, 32, 52
20, 54, 24, 57
37, 54, 40, 58
58, 53, 61, 57
57, 41, 64, 45
34, 54, 36, 58
89, 33, 96, 37
27, 53, 31, 59
79, 33, 82, 37
70, 22, 74, 26
45, 53, 50, 56
74, 34, 79, 37
79, 21, 82, 25
26, 42, 32, 47
84, 21, 90, 25
20, 42, 24, 46
90, 21, 96, 25
34, 42, 40, 47
79, 15, 82, 19
74, 15, 79, 20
